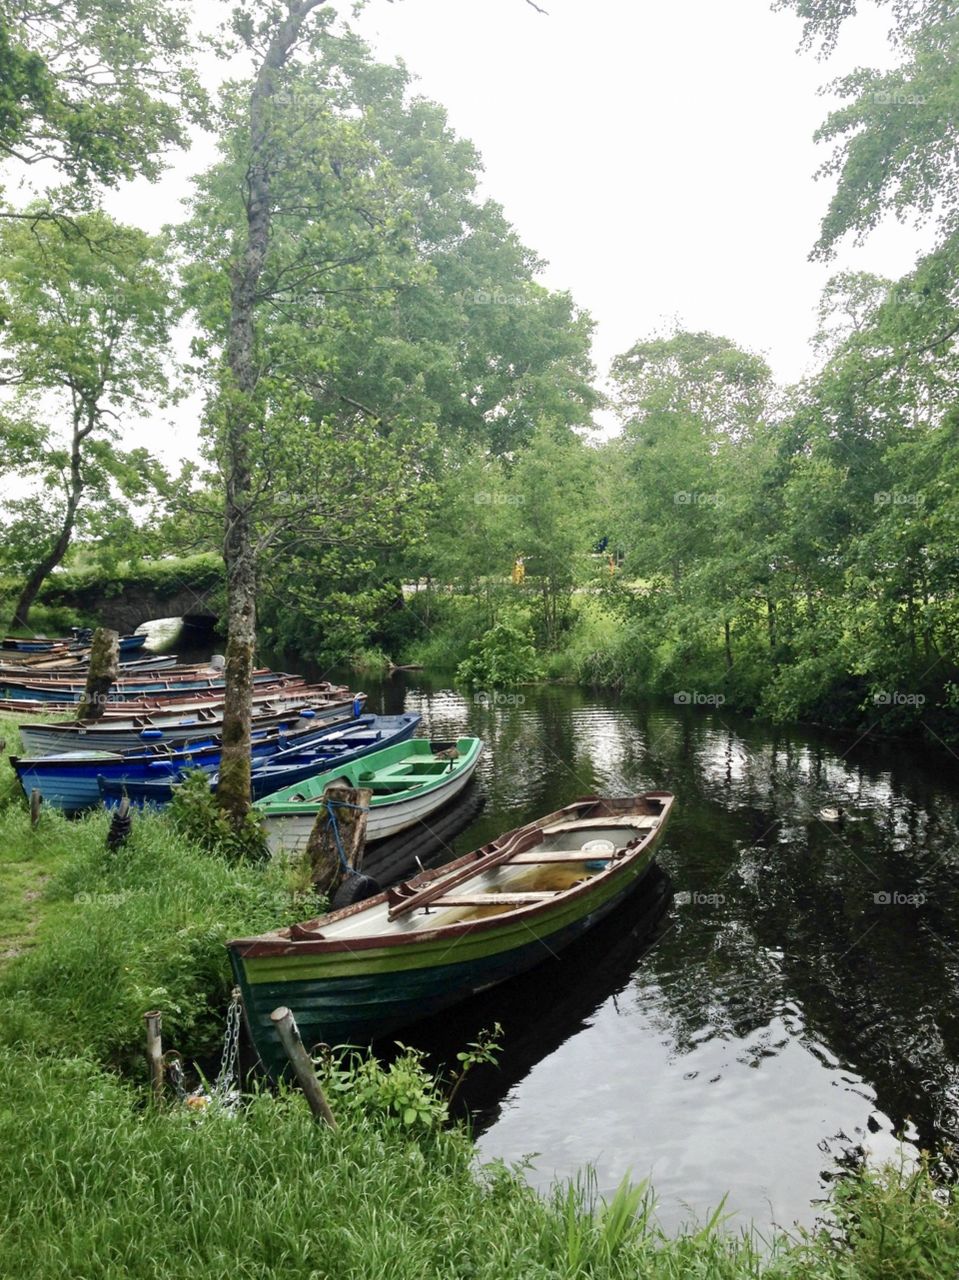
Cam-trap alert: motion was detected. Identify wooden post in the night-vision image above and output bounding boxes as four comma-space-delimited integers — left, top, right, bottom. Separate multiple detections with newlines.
305, 784, 372, 895
270, 1006, 336, 1128
29, 788, 42, 828
144, 1010, 164, 1105
77, 627, 119, 722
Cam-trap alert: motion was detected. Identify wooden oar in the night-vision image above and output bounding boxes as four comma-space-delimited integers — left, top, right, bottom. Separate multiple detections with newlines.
386, 829, 537, 919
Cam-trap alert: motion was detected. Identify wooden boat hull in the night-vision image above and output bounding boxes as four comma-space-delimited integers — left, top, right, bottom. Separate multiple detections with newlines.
229, 794, 672, 1074
258, 738, 484, 855
18, 694, 363, 757
0, 669, 294, 703
0, 681, 319, 718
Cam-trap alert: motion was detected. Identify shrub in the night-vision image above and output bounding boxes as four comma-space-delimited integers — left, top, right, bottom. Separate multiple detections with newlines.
456, 620, 543, 689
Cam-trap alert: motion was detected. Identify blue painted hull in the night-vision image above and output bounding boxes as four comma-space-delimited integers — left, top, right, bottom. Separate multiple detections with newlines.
97, 714, 422, 808
13, 713, 385, 814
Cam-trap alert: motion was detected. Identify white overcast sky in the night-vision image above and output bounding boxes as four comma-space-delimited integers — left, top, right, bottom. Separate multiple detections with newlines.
96, 0, 930, 462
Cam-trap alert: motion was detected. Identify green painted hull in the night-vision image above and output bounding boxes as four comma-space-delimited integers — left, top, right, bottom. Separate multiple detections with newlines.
230, 799, 670, 1076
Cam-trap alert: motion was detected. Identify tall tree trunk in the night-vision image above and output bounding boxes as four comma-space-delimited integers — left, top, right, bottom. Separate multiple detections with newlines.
216, 0, 325, 827
11, 414, 85, 630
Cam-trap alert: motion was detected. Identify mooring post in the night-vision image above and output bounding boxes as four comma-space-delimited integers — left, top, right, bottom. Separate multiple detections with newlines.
29, 788, 41, 828
144, 1010, 164, 1105
77, 627, 119, 722
270, 1006, 337, 1128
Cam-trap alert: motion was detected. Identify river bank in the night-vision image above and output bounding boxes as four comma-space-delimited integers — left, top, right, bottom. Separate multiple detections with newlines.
3, 701, 959, 1276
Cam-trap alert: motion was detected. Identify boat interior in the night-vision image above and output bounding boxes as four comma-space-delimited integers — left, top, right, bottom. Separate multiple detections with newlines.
285, 745, 462, 802
287, 804, 667, 939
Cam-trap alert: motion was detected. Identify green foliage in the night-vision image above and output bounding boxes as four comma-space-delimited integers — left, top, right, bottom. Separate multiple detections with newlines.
446, 1023, 503, 1110
0, 212, 178, 622
324, 1044, 449, 1132
0, 0, 200, 192
167, 769, 268, 862
38, 552, 223, 603
457, 619, 543, 689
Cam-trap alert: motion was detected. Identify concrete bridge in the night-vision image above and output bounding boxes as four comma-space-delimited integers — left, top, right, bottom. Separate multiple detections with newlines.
38, 555, 223, 635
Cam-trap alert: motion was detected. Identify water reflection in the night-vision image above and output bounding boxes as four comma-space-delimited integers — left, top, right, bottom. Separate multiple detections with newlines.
309, 666, 959, 1230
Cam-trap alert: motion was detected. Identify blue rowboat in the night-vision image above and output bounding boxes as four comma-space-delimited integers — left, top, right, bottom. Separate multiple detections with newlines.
97, 713, 422, 808
11, 712, 373, 815
1, 632, 146, 654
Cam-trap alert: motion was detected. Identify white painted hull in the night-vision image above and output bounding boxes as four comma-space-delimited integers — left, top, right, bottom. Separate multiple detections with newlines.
264, 751, 481, 856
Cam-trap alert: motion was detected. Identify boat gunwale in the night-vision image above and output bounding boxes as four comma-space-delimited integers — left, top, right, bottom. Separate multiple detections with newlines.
256, 737, 484, 816
230, 792, 673, 957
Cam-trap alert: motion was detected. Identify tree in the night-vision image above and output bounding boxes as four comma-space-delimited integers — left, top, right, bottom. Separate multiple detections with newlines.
774, 0, 959, 258
0, 0, 200, 196
0, 212, 175, 627
181, 12, 597, 822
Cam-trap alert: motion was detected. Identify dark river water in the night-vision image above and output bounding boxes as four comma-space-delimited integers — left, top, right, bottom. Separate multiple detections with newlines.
336, 671, 959, 1236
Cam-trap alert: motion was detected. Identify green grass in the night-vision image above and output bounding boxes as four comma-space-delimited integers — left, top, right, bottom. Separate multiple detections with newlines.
0, 806, 323, 1072
2, 1046, 958, 1278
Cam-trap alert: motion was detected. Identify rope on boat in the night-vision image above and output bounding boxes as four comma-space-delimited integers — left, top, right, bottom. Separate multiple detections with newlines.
324, 796, 371, 872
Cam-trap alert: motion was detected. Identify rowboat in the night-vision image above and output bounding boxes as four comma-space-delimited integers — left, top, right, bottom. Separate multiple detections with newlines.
228, 792, 673, 1070
0, 668, 296, 703
256, 738, 485, 854
97, 713, 422, 807
0, 632, 147, 654
11, 712, 367, 813
0, 680, 316, 718
18, 691, 365, 756
0, 654, 178, 678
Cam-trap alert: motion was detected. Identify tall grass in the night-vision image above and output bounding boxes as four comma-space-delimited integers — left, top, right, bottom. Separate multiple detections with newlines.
0, 805, 322, 1070
3, 1045, 957, 1279
0, 1047, 775, 1280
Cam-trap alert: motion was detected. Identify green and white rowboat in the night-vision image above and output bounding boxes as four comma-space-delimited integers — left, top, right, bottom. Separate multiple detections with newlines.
229, 791, 673, 1075
254, 737, 484, 854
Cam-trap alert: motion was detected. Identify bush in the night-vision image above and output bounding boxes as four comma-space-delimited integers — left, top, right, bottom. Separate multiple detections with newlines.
456, 619, 543, 689
167, 768, 269, 862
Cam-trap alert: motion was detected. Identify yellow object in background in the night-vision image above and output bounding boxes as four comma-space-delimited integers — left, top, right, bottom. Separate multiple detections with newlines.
512, 556, 525, 585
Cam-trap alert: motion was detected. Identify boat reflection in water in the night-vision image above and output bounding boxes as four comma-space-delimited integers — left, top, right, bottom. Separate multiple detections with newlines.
391, 866, 674, 1129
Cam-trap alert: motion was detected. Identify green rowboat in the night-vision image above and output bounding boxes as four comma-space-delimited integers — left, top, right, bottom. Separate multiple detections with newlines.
229, 791, 673, 1075
255, 737, 484, 855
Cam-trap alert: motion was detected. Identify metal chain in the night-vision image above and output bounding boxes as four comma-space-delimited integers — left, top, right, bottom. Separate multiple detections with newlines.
212, 987, 243, 1104
166, 1055, 189, 1102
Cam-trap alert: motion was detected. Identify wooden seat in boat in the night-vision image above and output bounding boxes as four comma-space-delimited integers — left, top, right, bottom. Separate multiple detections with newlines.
428, 890, 559, 908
